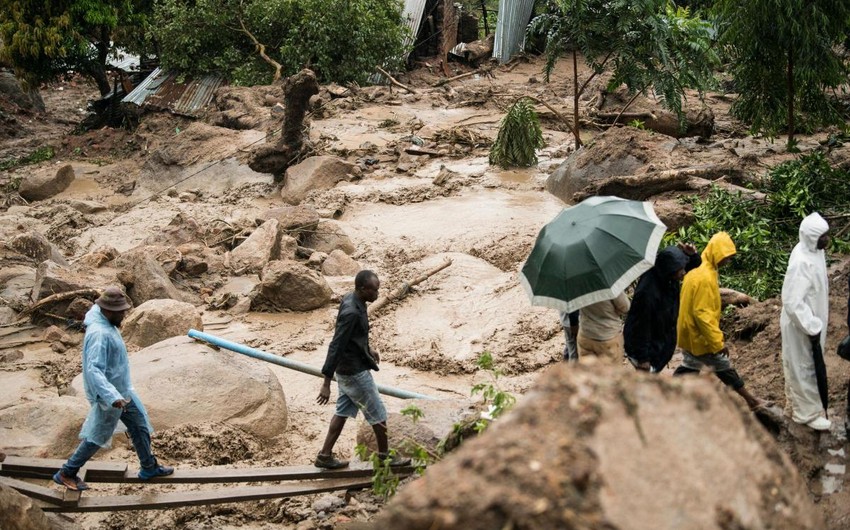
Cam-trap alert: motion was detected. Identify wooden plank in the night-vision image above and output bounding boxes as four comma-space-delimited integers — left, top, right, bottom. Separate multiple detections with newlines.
1, 456, 127, 480
0, 476, 69, 505
42, 477, 373, 512
116, 462, 415, 484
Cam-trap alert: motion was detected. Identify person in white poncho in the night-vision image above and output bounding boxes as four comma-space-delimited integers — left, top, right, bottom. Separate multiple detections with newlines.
781, 212, 831, 431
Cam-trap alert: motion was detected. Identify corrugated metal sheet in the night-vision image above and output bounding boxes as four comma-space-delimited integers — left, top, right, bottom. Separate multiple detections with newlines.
493, 0, 535, 63
121, 67, 225, 117
402, 0, 429, 50
107, 50, 139, 72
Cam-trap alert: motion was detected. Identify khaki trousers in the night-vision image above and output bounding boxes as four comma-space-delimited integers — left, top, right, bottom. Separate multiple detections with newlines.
577, 332, 624, 361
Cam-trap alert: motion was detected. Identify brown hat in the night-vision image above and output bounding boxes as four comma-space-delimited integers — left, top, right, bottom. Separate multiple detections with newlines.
95, 287, 132, 312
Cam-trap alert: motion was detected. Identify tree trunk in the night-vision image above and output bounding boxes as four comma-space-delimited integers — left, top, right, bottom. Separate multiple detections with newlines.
787, 44, 795, 145
572, 50, 582, 148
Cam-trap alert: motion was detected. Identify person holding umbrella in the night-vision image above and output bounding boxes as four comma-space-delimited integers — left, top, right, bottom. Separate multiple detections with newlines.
780, 213, 831, 431
624, 243, 701, 373
577, 291, 630, 360
674, 232, 771, 412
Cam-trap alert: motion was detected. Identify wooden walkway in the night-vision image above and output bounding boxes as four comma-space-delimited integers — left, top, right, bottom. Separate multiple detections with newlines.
0, 456, 414, 512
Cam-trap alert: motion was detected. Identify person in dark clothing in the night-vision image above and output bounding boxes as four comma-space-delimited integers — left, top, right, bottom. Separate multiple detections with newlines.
314, 270, 410, 469
624, 243, 700, 373
560, 310, 580, 362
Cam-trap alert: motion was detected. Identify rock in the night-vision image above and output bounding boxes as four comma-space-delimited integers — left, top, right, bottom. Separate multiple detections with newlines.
0, 350, 24, 363
0, 396, 89, 457
142, 213, 203, 247
180, 254, 209, 276
251, 260, 333, 312
281, 156, 355, 205
75, 245, 119, 268
69, 336, 288, 439
177, 243, 225, 275
303, 220, 356, 255
67, 199, 107, 214
321, 249, 361, 276
312, 494, 346, 513
66, 297, 93, 320
0, 70, 44, 112
231, 219, 297, 273
546, 127, 665, 204
122, 299, 204, 348
0, 482, 56, 530
31, 261, 117, 312
356, 399, 479, 457
256, 205, 321, 237
370, 364, 822, 530
307, 251, 328, 269
18, 164, 75, 201
651, 197, 695, 232
0, 306, 17, 325
43, 325, 70, 344
7, 231, 67, 265
115, 251, 197, 306
0, 265, 36, 311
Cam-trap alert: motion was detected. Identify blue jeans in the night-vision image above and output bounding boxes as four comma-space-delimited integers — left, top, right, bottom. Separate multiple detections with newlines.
61, 398, 156, 476
335, 370, 387, 425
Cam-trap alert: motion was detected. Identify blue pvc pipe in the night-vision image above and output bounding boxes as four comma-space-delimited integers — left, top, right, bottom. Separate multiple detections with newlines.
187, 329, 436, 400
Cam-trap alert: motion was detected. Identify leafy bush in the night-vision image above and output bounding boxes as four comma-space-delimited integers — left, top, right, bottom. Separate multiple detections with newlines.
0, 146, 55, 172
666, 152, 850, 299
489, 98, 544, 168
152, 0, 408, 85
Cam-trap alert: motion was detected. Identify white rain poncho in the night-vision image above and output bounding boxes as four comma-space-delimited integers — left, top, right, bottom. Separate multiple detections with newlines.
781, 212, 830, 424
78, 305, 152, 447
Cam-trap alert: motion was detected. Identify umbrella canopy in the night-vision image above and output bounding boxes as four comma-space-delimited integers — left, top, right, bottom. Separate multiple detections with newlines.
520, 196, 666, 313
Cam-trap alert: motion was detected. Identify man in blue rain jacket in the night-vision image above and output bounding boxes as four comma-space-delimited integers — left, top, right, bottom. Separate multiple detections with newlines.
53, 287, 173, 490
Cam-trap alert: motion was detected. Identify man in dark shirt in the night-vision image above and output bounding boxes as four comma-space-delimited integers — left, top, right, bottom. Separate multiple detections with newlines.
314, 270, 411, 469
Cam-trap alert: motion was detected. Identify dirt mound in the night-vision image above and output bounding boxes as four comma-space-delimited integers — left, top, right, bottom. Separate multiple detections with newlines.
370, 362, 822, 530
152, 422, 261, 466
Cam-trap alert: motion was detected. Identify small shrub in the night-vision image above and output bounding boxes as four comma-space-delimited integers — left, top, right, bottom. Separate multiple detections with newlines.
489, 98, 544, 168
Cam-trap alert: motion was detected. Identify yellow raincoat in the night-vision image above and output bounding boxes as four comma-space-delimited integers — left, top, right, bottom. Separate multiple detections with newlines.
677, 232, 736, 356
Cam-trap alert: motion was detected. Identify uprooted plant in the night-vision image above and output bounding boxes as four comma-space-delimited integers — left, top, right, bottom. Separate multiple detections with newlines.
489, 98, 544, 168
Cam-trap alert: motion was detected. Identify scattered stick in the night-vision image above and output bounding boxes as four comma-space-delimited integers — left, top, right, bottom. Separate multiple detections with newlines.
368, 259, 453, 316
375, 67, 417, 94
433, 66, 493, 87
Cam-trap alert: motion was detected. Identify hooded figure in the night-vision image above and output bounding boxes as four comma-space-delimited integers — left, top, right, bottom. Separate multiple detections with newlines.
674, 232, 770, 412
624, 245, 701, 372
781, 212, 830, 429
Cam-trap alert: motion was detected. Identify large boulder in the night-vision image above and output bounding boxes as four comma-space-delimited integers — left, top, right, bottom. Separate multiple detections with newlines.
303, 220, 356, 255
0, 483, 57, 530
256, 204, 321, 237
546, 127, 673, 204
18, 164, 75, 201
251, 260, 332, 312
230, 219, 297, 273
122, 299, 204, 348
30, 261, 117, 316
0, 396, 89, 457
7, 231, 67, 265
321, 249, 361, 276
370, 364, 822, 530
69, 336, 288, 439
280, 155, 355, 205
356, 398, 479, 457
115, 250, 197, 305
0, 264, 36, 310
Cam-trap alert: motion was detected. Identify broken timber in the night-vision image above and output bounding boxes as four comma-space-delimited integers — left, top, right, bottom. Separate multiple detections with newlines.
0, 455, 416, 512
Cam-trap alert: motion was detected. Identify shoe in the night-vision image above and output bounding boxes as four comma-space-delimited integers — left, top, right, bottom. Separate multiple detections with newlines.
138, 464, 175, 480
807, 416, 832, 431
53, 470, 89, 491
314, 453, 349, 469
377, 452, 411, 467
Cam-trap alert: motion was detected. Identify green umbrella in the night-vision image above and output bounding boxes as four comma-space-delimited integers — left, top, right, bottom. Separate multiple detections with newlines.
520, 196, 666, 312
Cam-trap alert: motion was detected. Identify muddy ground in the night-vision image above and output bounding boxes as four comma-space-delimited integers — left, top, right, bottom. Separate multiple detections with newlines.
2, 55, 850, 528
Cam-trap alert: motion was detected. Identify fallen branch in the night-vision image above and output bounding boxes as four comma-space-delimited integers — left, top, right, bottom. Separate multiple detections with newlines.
21, 289, 100, 318
369, 259, 453, 316
433, 66, 493, 87
236, 8, 282, 82
375, 67, 417, 94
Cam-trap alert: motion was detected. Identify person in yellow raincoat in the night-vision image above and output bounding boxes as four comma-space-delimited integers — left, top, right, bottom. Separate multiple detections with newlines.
674, 232, 772, 412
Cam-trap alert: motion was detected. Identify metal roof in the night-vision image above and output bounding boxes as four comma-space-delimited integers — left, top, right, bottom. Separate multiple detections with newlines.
493, 0, 535, 63
121, 67, 226, 117
401, 0, 429, 50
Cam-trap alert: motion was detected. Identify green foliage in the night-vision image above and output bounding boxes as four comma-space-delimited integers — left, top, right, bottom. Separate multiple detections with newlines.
666, 152, 850, 299
489, 98, 544, 168
716, 0, 849, 142
530, 0, 718, 144
0, 146, 55, 172
152, 0, 409, 85
400, 404, 424, 424
628, 119, 646, 130
470, 351, 517, 433
354, 445, 400, 500
0, 0, 152, 93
